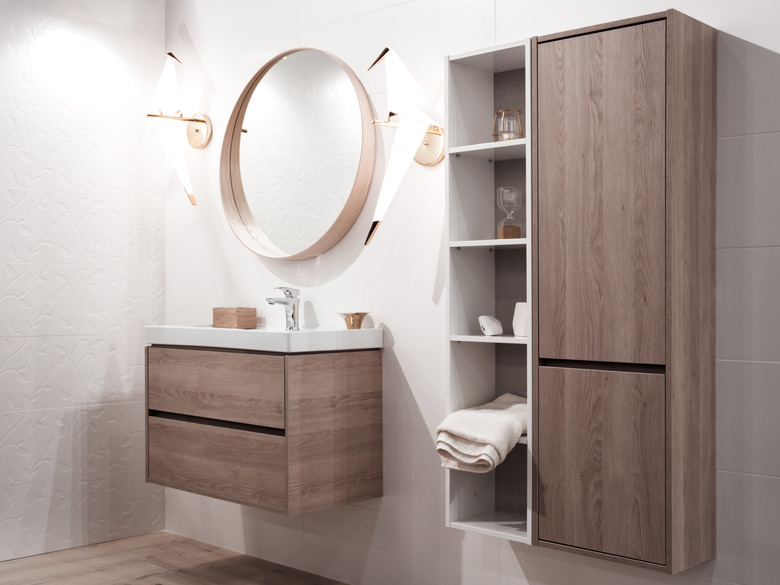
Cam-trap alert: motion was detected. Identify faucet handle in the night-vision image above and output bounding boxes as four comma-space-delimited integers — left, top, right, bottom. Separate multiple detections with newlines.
275, 287, 299, 299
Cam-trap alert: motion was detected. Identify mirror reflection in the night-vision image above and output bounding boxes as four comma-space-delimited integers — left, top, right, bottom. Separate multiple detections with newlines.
221, 48, 375, 261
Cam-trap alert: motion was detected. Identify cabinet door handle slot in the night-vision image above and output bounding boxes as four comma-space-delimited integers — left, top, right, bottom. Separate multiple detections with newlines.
148, 410, 285, 437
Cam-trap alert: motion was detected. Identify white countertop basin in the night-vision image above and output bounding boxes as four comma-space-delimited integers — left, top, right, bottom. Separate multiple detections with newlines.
145, 325, 383, 353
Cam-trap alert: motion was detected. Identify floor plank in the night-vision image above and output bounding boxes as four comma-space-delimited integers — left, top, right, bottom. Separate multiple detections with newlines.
0, 532, 348, 585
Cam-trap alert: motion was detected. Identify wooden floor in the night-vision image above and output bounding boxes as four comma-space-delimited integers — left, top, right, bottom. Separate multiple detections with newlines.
0, 532, 348, 585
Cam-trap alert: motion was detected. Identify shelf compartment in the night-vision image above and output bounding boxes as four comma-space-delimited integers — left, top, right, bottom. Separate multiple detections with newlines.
449, 152, 526, 243
450, 246, 526, 338
447, 444, 529, 544
448, 41, 529, 149
449, 342, 527, 411
450, 139, 526, 161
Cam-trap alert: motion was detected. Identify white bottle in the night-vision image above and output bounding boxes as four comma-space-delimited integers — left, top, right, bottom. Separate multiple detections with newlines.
512, 302, 528, 337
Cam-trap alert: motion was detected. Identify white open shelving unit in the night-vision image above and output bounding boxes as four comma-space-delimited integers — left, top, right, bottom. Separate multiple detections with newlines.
444, 39, 533, 544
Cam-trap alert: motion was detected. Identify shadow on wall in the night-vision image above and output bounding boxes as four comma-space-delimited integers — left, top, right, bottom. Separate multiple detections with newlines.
716, 32, 780, 139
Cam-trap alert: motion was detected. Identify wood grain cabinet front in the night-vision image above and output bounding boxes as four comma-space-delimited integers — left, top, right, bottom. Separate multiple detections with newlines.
537, 366, 665, 565
532, 9, 716, 574
147, 416, 288, 513
536, 19, 667, 365
145, 346, 383, 515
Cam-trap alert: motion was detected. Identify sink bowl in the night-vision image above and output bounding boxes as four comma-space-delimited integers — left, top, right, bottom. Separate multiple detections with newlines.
145, 325, 383, 353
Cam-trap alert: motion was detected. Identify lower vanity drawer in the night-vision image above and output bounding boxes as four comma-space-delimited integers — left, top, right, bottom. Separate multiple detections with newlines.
147, 416, 288, 513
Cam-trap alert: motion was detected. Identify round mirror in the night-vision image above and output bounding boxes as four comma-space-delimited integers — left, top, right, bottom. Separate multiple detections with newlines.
220, 49, 375, 260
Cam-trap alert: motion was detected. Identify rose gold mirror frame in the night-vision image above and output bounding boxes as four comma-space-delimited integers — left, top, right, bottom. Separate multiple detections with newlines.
219, 48, 376, 260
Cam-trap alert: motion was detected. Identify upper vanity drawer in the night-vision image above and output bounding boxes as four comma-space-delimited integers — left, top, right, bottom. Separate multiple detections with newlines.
146, 346, 285, 428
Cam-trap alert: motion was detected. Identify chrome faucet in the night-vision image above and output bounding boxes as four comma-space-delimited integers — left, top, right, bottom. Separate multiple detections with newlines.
265, 287, 300, 331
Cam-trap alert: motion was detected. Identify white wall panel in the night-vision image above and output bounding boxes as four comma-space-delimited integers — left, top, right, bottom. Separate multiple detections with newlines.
0, 0, 165, 561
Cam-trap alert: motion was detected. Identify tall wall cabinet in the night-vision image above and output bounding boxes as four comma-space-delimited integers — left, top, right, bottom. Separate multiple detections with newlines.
445, 10, 716, 574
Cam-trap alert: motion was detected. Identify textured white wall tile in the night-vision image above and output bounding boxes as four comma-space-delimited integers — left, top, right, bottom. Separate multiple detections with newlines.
381, 345, 447, 434
357, 165, 447, 262
0, 264, 163, 337
213, 499, 305, 570
0, 460, 162, 562
717, 360, 780, 478
300, 0, 494, 101
79, 469, 164, 543
0, 0, 164, 563
717, 31, 780, 138
355, 427, 444, 525
0, 478, 78, 560
370, 258, 446, 348
441, 526, 501, 585
723, 17, 780, 53
164, 488, 219, 545
0, 188, 164, 265
686, 472, 780, 585
299, 0, 410, 31
716, 133, 780, 249
716, 248, 780, 362
0, 335, 147, 413
302, 505, 411, 585
0, 403, 146, 486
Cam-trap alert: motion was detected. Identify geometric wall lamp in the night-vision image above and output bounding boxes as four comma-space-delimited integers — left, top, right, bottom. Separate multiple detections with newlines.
365, 47, 444, 244
147, 52, 212, 205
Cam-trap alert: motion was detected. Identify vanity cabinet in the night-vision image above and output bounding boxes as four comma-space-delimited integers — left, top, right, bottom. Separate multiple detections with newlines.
145, 346, 383, 515
532, 10, 716, 573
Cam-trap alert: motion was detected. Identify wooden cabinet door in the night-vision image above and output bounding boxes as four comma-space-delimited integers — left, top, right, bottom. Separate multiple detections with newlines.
537, 21, 666, 364
538, 366, 665, 565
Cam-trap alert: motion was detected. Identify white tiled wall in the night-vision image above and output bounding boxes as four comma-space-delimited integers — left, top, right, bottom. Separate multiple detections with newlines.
0, 0, 165, 561
0, 0, 762, 581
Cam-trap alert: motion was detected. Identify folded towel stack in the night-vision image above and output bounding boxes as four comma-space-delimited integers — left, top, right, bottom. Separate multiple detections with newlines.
435, 393, 528, 473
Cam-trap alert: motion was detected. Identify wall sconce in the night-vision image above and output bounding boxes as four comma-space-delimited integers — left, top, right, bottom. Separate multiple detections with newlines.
146, 52, 212, 205
365, 47, 445, 245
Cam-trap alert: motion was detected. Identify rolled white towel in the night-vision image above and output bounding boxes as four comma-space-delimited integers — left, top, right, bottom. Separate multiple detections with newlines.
435, 393, 527, 473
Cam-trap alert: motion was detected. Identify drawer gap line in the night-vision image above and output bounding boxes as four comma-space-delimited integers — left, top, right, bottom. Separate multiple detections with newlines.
149, 410, 285, 436
539, 359, 665, 375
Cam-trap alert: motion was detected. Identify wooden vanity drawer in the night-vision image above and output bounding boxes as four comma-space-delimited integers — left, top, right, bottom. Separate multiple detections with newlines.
147, 416, 288, 513
146, 346, 285, 428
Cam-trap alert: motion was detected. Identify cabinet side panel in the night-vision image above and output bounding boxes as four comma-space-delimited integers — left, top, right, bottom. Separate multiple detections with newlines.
665, 9, 717, 574
537, 366, 666, 565
537, 22, 666, 365
286, 350, 383, 515
145, 346, 150, 482
530, 35, 541, 546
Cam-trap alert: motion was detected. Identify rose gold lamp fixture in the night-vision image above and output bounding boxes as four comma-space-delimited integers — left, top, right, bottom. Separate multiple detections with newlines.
365, 47, 445, 245
147, 52, 212, 205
